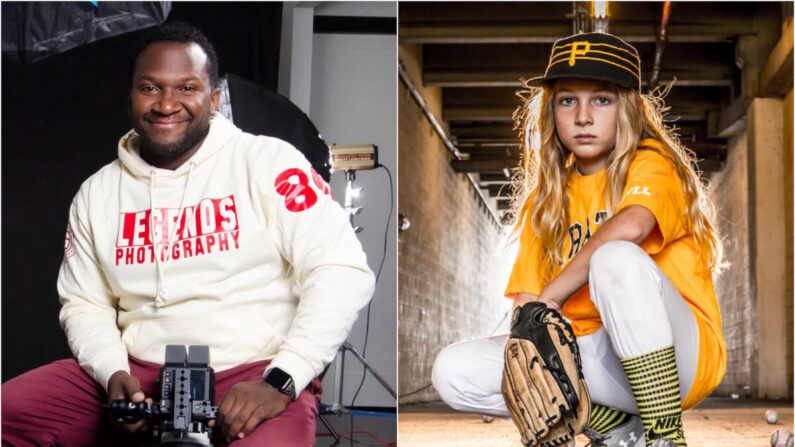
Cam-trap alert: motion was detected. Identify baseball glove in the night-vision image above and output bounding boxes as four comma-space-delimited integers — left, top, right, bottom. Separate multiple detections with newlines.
501, 301, 591, 447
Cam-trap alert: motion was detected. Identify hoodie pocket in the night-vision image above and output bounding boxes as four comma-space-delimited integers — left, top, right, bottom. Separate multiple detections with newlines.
121, 309, 283, 370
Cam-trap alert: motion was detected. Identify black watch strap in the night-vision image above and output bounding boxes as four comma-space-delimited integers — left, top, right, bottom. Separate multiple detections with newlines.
264, 367, 296, 401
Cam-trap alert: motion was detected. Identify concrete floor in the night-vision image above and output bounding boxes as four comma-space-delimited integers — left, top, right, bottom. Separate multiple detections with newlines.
398, 398, 794, 446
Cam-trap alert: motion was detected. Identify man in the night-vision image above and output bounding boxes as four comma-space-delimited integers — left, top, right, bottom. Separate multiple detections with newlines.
2, 22, 375, 446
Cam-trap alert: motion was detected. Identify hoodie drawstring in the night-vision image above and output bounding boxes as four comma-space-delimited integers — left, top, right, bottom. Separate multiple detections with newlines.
149, 162, 196, 307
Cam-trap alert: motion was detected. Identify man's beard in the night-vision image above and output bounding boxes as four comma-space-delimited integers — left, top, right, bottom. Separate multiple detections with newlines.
136, 120, 210, 162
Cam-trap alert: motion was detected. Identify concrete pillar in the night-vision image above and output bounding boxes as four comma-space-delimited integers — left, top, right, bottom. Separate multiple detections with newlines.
784, 89, 794, 398
278, 3, 317, 115
747, 97, 788, 399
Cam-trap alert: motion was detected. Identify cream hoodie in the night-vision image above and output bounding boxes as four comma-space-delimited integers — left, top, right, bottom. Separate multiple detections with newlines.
57, 115, 375, 395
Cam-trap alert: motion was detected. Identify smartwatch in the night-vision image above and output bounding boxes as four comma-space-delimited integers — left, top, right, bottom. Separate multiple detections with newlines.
264, 367, 297, 401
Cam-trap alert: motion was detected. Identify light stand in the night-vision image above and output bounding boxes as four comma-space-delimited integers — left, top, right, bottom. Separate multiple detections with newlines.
319, 341, 397, 444
318, 151, 396, 445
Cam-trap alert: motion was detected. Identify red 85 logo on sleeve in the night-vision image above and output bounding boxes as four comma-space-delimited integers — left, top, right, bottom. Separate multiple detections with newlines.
274, 167, 330, 212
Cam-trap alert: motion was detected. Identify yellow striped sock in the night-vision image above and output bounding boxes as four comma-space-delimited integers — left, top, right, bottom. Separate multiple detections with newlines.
589, 404, 630, 435
621, 346, 686, 446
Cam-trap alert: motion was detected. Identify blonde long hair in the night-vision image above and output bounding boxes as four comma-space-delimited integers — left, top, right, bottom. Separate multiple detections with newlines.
509, 81, 725, 284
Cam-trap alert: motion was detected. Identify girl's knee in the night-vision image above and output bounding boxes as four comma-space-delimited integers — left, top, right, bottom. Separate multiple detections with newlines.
589, 241, 655, 292
590, 241, 646, 275
431, 344, 462, 400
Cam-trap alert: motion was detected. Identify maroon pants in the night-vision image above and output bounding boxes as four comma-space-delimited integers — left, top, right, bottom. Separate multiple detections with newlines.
1, 357, 321, 447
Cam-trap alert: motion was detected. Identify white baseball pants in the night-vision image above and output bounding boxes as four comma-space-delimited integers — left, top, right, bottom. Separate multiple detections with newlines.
432, 241, 700, 416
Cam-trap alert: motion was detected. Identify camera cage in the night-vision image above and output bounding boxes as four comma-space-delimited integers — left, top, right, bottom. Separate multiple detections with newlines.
105, 345, 218, 446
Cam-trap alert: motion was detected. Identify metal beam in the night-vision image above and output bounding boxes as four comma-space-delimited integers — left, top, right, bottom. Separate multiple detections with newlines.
451, 158, 519, 172
460, 147, 518, 160
400, 22, 754, 44
399, 2, 574, 23
456, 138, 520, 147
400, 23, 571, 44
424, 71, 528, 88
444, 107, 515, 122
399, 58, 501, 226
486, 184, 514, 198
479, 173, 512, 183
451, 124, 517, 139
422, 41, 737, 89
759, 19, 794, 97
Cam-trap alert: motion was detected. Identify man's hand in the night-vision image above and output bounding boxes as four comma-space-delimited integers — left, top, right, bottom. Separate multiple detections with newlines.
216, 380, 291, 442
107, 370, 150, 433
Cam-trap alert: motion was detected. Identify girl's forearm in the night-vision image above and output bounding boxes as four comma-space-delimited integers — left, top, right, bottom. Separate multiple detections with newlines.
538, 205, 657, 309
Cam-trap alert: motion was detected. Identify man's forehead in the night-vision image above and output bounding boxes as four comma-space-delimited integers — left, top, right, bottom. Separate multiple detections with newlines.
134, 41, 210, 77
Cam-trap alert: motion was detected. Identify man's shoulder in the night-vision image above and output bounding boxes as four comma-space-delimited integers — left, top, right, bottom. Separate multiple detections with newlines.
74, 159, 123, 199
236, 131, 303, 157
234, 132, 315, 172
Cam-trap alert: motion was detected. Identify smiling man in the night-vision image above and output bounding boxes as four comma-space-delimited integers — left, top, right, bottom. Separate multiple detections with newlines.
131, 38, 219, 169
2, 22, 375, 446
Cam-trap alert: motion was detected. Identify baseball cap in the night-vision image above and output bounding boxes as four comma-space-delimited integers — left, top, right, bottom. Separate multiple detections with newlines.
527, 32, 642, 91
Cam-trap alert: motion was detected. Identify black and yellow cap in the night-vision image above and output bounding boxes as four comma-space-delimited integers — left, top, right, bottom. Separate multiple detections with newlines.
528, 32, 641, 91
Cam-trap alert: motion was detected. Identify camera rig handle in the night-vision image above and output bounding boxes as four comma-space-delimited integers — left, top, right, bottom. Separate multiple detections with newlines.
103, 399, 157, 424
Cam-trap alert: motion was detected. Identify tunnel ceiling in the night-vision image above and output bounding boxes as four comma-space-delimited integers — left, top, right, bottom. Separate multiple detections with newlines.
399, 1, 784, 219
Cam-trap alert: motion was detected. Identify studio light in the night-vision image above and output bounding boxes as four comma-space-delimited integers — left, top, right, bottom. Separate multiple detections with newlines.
329, 144, 380, 234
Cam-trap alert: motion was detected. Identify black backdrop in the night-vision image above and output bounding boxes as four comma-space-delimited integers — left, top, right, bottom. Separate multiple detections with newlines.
1, 3, 283, 382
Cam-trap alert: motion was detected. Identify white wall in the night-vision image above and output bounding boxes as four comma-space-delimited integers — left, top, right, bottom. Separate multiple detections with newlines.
280, 1, 397, 408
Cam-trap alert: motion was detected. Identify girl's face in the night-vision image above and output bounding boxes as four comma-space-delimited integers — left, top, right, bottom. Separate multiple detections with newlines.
553, 79, 618, 175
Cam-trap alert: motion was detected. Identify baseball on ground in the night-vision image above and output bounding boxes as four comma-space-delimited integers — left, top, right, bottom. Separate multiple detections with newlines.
770, 428, 794, 447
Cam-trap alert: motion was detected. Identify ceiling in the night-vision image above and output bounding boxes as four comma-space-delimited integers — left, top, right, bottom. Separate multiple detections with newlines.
399, 1, 787, 221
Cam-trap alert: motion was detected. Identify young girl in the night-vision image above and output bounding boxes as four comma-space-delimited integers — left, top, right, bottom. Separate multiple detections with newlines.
432, 32, 726, 447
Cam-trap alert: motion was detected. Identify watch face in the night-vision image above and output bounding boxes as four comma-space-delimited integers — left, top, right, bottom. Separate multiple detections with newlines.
266, 368, 296, 400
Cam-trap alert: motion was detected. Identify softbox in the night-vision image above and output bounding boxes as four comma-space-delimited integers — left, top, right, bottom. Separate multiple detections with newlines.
2, 1, 171, 64
221, 73, 331, 181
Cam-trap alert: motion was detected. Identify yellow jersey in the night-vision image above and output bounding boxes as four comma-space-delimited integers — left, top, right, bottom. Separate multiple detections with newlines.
504, 139, 726, 409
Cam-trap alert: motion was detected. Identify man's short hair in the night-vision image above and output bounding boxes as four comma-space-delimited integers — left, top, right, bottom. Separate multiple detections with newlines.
130, 21, 220, 89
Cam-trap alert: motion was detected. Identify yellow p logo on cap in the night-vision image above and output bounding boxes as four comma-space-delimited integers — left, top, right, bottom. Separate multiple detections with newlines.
569, 41, 591, 66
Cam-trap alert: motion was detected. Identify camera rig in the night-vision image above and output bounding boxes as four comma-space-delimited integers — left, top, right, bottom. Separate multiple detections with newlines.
104, 345, 218, 446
